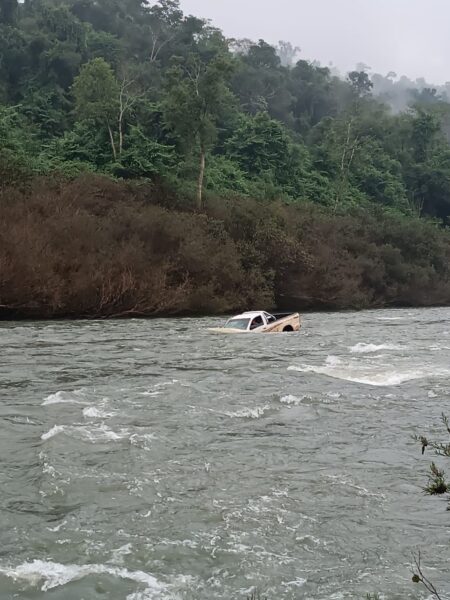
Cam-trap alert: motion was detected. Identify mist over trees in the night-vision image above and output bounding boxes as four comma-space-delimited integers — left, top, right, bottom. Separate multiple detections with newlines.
2, 0, 450, 317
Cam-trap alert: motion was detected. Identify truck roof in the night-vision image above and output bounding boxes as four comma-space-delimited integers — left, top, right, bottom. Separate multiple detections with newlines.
230, 311, 268, 319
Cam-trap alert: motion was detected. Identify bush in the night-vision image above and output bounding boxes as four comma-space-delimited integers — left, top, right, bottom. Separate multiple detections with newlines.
1, 174, 450, 318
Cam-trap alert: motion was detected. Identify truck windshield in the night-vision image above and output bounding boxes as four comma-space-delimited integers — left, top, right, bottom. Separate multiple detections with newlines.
225, 318, 250, 330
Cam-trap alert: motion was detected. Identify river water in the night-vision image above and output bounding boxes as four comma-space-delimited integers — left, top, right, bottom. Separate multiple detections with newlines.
1, 308, 449, 599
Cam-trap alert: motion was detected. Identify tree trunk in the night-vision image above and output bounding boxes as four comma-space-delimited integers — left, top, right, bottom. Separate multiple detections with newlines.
197, 146, 205, 211
107, 121, 117, 161
118, 114, 124, 156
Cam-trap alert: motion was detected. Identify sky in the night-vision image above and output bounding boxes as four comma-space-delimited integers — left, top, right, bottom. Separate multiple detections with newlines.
179, 0, 450, 84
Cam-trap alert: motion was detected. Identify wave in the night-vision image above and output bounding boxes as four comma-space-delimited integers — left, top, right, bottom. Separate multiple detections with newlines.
350, 343, 401, 354
82, 406, 114, 419
129, 433, 156, 451
225, 405, 270, 419
288, 357, 448, 387
283, 577, 307, 588
376, 315, 407, 321
325, 474, 386, 499
109, 544, 133, 565
42, 391, 87, 406
0, 559, 164, 596
41, 423, 128, 443
41, 425, 65, 440
279, 395, 305, 406
154, 380, 178, 388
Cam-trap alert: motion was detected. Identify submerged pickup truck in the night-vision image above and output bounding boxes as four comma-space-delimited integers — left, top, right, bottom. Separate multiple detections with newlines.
209, 311, 301, 334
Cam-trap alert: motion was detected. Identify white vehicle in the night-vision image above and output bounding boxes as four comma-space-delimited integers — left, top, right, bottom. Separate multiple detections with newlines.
209, 311, 301, 333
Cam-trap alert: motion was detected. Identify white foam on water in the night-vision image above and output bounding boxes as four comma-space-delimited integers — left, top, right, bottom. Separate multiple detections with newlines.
159, 539, 198, 549
46, 521, 66, 533
288, 356, 449, 387
82, 423, 126, 442
154, 380, 178, 388
279, 395, 305, 406
82, 406, 115, 419
139, 380, 179, 397
350, 343, 401, 354
376, 315, 406, 321
42, 391, 87, 406
130, 433, 156, 451
0, 560, 165, 596
325, 355, 342, 366
41, 423, 128, 443
41, 425, 66, 440
109, 544, 133, 565
283, 577, 307, 588
225, 405, 270, 419
325, 474, 386, 500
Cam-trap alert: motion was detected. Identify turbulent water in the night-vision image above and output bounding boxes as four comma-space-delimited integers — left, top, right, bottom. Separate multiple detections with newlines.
1, 308, 450, 600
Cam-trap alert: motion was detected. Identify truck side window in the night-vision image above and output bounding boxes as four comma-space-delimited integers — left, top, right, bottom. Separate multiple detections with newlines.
251, 316, 264, 329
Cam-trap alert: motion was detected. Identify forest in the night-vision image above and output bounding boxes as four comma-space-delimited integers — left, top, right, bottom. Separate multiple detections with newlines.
2, 0, 450, 318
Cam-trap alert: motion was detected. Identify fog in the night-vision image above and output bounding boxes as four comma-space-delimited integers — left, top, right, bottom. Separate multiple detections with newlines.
179, 0, 449, 84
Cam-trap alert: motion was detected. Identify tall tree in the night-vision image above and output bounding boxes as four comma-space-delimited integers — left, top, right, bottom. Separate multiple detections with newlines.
72, 58, 120, 159
347, 70, 373, 97
147, 0, 183, 63
163, 51, 234, 209
276, 40, 301, 68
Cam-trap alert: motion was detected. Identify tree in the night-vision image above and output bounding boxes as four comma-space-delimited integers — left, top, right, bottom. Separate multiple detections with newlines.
72, 58, 120, 159
347, 70, 373, 97
289, 60, 338, 131
147, 0, 183, 63
163, 51, 234, 209
276, 40, 301, 68
0, 0, 17, 24
232, 40, 293, 125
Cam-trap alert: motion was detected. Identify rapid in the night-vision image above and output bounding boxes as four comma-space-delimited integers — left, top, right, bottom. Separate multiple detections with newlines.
1, 308, 449, 599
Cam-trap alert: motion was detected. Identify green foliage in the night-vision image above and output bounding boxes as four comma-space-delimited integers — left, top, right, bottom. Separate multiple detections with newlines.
43, 121, 111, 169
204, 155, 251, 195
162, 43, 235, 206
110, 125, 174, 178
0, 0, 18, 25
0, 104, 39, 183
1, 0, 450, 299
72, 57, 119, 123
417, 413, 450, 458
347, 70, 373, 97
425, 463, 448, 495
2, 0, 450, 217
162, 51, 234, 150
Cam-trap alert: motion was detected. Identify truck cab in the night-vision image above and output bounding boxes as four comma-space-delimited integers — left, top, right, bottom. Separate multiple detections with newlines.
210, 310, 300, 334
225, 311, 276, 331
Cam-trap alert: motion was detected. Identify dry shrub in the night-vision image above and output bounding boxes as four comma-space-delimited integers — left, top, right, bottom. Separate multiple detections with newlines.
1, 174, 450, 318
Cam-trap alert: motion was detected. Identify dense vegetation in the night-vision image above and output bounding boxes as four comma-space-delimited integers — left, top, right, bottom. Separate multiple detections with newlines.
2, 0, 450, 317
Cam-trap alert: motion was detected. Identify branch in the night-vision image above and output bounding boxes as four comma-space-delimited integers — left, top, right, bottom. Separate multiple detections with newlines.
412, 551, 442, 600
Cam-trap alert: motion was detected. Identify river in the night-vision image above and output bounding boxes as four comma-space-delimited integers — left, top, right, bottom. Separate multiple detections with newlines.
0, 308, 449, 599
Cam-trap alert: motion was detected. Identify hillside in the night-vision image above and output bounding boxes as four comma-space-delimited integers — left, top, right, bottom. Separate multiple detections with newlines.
1, 0, 450, 317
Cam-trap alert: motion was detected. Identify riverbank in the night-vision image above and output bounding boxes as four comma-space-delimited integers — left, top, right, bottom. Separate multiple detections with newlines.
1, 174, 450, 320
